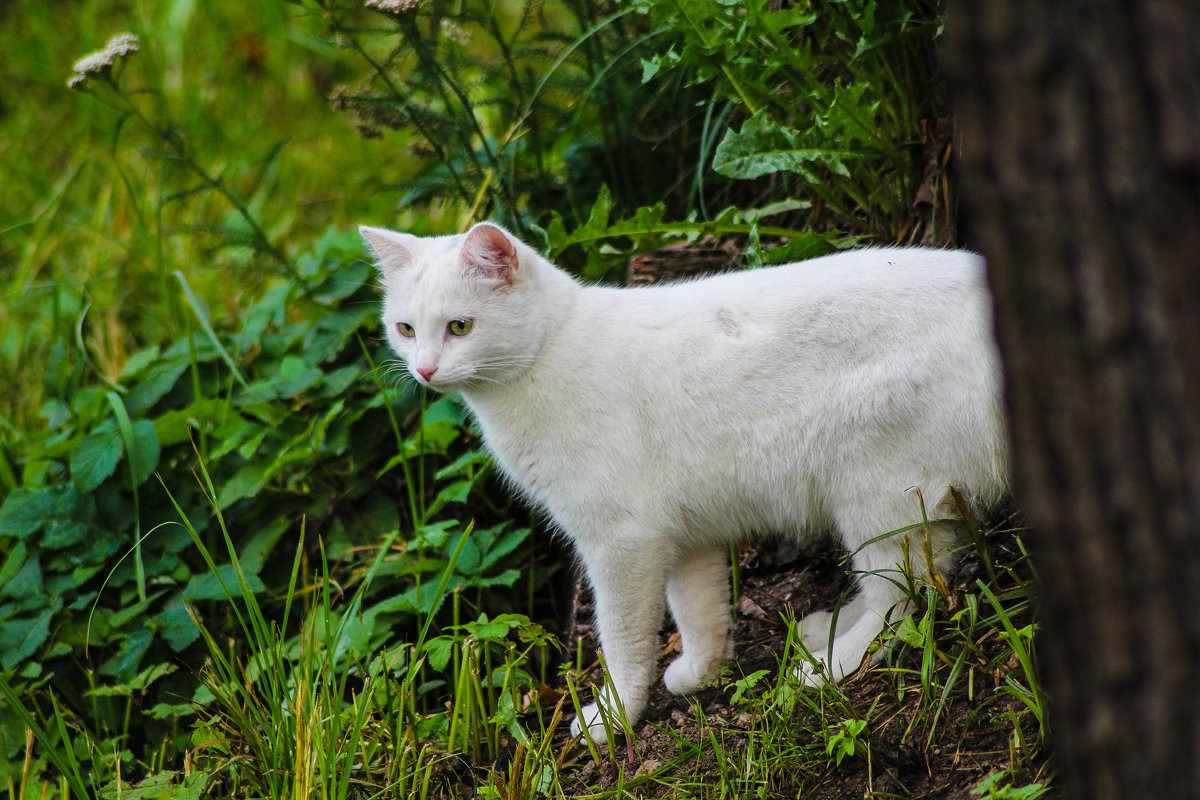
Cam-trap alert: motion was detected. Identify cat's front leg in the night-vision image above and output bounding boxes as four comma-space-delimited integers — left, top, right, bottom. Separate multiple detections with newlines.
570, 538, 668, 742
663, 544, 733, 695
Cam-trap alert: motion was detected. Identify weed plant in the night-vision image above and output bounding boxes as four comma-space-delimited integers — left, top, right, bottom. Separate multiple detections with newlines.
0, 0, 1048, 797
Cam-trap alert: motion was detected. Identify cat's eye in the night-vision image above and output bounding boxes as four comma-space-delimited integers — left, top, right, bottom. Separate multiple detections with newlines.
448, 318, 474, 336
396, 322, 416, 338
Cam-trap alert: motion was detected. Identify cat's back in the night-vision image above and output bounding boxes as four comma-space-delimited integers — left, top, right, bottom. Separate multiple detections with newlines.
569, 246, 989, 362
630, 246, 983, 311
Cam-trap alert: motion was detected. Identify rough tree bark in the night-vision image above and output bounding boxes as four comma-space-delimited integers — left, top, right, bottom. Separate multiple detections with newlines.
946, 3, 1200, 798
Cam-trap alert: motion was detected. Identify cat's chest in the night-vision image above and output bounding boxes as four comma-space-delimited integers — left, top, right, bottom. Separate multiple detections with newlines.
463, 381, 632, 517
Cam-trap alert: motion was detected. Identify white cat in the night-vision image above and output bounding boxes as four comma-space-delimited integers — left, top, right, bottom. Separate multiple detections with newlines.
361, 222, 1007, 742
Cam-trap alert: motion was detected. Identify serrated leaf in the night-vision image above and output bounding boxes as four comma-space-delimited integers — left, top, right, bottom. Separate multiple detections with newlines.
1, 553, 44, 604
0, 607, 54, 670
0, 485, 79, 539
71, 426, 124, 493
0, 541, 27, 588
100, 627, 154, 680
40, 517, 91, 550
479, 526, 530, 571
424, 636, 455, 672
99, 628, 152, 681
713, 110, 854, 181
154, 599, 199, 652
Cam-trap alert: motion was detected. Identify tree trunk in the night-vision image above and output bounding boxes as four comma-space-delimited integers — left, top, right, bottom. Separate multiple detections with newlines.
945, 3, 1200, 798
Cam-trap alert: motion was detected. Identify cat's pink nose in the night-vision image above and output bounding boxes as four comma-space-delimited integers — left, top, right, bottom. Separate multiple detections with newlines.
417, 365, 437, 382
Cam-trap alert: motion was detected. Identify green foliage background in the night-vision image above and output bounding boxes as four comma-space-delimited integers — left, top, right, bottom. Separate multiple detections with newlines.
0, 1, 1010, 798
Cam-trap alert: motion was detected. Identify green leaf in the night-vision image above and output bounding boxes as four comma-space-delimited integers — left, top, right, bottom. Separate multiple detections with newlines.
154, 599, 200, 652
275, 356, 324, 397
0, 607, 55, 670
424, 636, 455, 672
124, 360, 189, 416
128, 419, 161, 486
71, 426, 124, 493
0, 541, 27, 588
713, 110, 854, 181
1, 553, 44, 605
101, 770, 211, 800
216, 458, 274, 509
435, 450, 491, 481
119, 345, 161, 380
153, 399, 230, 446
40, 517, 91, 550
0, 485, 79, 539
182, 565, 266, 601
464, 569, 521, 589
100, 627, 154, 679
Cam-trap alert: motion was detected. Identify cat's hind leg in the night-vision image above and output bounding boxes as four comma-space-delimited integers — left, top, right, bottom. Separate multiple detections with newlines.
663, 544, 733, 695
796, 510, 957, 686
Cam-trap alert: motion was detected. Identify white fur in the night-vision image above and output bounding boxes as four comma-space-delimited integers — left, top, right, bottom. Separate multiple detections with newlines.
361, 222, 1008, 742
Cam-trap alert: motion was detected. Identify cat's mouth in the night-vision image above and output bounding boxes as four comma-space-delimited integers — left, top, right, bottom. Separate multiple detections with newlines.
413, 368, 463, 392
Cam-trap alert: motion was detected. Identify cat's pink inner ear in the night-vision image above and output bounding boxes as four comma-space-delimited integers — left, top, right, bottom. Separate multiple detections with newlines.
359, 225, 415, 270
461, 224, 518, 284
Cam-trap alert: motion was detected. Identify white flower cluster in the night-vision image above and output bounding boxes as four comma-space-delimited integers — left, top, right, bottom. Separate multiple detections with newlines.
440, 18, 471, 45
68, 33, 139, 89
364, 0, 423, 13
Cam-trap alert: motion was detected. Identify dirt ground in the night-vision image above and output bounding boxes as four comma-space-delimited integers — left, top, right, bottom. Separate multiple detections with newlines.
541, 531, 1053, 799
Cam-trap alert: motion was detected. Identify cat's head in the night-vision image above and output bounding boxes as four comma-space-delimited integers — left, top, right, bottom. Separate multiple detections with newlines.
360, 222, 552, 393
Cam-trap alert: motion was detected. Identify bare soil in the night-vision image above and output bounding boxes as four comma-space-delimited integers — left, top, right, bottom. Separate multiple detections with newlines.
542, 532, 1052, 799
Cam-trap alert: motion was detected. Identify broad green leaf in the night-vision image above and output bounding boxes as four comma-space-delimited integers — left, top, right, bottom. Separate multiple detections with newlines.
0, 607, 54, 670
0, 484, 79, 539
761, 231, 852, 265
275, 355, 324, 397
155, 598, 200, 652
71, 426, 123, 493
128, 419, 161, 486
479, 526, 530, 571
464, 569, 521, 589
124, 360, 189, 416
321, 364, 361, 397
0, 541, 27, 588
1, 553, 44, 604
238, 517, 290, 575
106, 770, 210, 800
435, 450, 491, 481
713, 110, 854, 181
153, 399, 230, 446
100, 627, 154, 680
424, 635, 455, 672
40, 517, 91, 550
119, 345, 161, 379
182, 565, 266, 601
216, 458, 274, 509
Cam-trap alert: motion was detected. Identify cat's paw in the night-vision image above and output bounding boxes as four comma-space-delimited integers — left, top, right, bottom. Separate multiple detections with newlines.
569, 702, 610, 743
663, 655, 705, 695
794, 655, 835, 688
663, 653, 725, 695
793, 633, 874, 688
796, 609, 835, 654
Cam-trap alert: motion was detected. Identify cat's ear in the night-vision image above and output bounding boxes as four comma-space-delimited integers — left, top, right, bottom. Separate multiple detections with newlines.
359, 225, 418, 271
460, 223, 519, 285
